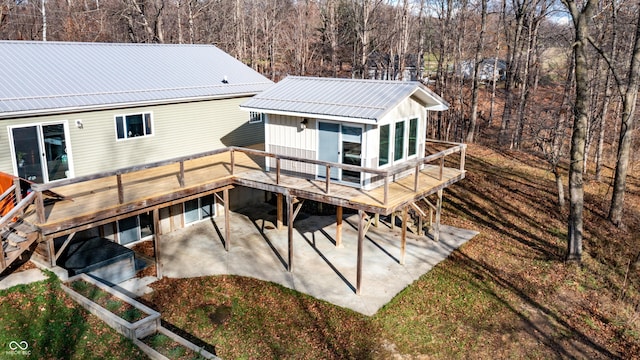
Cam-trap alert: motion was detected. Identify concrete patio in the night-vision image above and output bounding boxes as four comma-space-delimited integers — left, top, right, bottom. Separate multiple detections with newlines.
159, 203, 478, 316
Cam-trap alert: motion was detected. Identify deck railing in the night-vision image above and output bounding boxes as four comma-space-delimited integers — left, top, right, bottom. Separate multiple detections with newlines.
29, 141, 466, 223
0, 177, 35, 269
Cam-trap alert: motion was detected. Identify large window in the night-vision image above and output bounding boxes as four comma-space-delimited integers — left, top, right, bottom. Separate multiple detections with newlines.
408, 118, 418, 157
394, 121, 405, 161
379, 124, 390, 166
116, 113, 153, 139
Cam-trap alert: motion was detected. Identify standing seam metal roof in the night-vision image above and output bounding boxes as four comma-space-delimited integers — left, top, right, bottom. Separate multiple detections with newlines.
0, 41, 273, 117
240, 76, 448, 122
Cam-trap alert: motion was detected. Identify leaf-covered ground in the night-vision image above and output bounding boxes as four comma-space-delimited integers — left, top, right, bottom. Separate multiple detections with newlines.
141, 143, 640, 359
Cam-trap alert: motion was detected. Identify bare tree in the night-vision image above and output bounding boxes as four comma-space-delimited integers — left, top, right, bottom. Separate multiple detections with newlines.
608, 7, 640, 226
562, 0, 596, 262
466, 0, 487, 143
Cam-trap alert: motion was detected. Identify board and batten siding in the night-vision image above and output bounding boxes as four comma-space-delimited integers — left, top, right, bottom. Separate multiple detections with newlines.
0, 97, 262, 178
266, 114, 317, 177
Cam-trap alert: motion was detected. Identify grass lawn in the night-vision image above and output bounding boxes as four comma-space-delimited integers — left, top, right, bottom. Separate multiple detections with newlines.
0, 272, 146, 359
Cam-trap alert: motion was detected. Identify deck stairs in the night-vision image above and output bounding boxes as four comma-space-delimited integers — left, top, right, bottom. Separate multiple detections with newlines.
1, 219, 39, 274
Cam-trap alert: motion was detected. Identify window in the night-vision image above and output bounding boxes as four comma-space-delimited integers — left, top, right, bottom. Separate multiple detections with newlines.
249, 112, 264, 124
116, 113, 152, 139
394, 121, 405, 161
379, 124, 390, 166
408, 118, 418, 157
184, 195, 216, 224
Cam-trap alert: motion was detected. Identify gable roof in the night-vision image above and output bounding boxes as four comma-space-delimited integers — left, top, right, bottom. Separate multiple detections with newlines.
0, 41, 273, 118
240, 76, 448, 124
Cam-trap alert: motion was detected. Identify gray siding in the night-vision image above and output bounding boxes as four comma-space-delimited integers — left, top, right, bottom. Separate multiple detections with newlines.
1, 97, 263, 178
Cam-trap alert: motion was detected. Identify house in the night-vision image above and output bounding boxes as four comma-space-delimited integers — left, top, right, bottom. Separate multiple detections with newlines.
458, 58, 507, 83
0, 40, 272, 247
240, 76, 449, 190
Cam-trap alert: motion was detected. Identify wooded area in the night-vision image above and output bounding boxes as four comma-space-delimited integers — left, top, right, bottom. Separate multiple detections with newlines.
1, 0, 639, 260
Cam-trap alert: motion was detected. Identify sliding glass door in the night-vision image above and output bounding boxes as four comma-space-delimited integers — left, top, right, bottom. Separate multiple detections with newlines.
11, 123, 71, 183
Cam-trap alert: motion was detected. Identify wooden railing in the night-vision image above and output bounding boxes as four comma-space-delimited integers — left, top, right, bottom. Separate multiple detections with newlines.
0, 178, 35, 270
29, 141, 466, 224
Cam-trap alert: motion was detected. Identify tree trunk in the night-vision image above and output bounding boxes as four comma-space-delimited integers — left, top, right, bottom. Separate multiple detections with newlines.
608, 10, 640, 226
564, 0, 595, 262
466, 0, 487, 143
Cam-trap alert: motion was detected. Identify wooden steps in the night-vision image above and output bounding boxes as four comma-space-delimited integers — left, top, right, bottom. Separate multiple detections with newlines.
1, 220, 40, 273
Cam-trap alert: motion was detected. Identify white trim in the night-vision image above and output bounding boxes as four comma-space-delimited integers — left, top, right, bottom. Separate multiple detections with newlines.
7, 120, 75, 183
240, 107, 379, 125
114, 111, 155, 141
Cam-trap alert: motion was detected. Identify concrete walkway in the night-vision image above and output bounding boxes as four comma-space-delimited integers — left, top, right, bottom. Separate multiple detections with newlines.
161, 204, 477, 316
0, 268, 47, 290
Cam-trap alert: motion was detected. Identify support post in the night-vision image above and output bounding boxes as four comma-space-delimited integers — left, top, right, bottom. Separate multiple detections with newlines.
230, 149, 235, 175
383, 176, 389, 205
276, 158, 281, 184
373, 213, 379, 228
287, 195, 294, 272
178, 161, 185, 187
153, 208, 163, 279
390, 212, 395, 230
460, 146, 466, 171
116, 174, 124, 204
35, 191, 45, 224
418, 216, 423, 236
434, 189, 443, 242
325, 166, 331, 193
401, 207, 408, 265
414, 164, 420, 191
276, 193, 283, 230
47, 238, 55, 267
12, 177, 22, 204
356, 210, 365, 295
336, 206, 343, 248
224, 188, 230, 251
439, 156, 444, 180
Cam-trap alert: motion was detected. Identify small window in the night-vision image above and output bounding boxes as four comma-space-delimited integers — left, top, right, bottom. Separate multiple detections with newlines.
379, 124, 390, 166
249, 112, 264, 124
408, 118, 418, 157
115, 112, 153, 139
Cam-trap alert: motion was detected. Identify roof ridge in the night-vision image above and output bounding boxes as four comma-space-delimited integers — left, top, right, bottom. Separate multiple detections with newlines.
285, 75, 420, 85
252, 96, 387, 111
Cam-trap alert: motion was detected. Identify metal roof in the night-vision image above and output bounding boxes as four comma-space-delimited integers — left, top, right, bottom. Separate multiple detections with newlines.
240, 76, 448, 123
0, 41, 273, 118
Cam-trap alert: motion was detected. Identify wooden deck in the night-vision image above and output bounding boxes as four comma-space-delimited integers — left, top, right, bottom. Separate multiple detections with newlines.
24, 142, 466, 238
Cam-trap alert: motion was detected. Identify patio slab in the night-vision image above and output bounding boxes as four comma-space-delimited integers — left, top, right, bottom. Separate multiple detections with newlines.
160, 203, 478, 316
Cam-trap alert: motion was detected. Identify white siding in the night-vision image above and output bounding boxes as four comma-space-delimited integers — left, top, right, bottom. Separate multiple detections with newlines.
266, 114, 317, 176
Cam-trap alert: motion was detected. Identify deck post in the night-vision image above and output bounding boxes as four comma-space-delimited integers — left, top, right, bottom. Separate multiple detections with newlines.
460, 146, 466, 171
439, 156, 444, 180
276, 193, 283, 230
414, 164, 420, 192
401, 207, 407, 265
383, 176, 389, 205
12, 177, 22, 204
390, 212, 395, 230
47, 238, 55, 267
373, 213, 379, 228
230, 149, 235, 175
434, 189, 443, 242
417, 215, 423, 236
336, 206, 343, 248
153, 208, 163, 279
178, 161, 185, 187
325, 166, 331, 193
276, 158, 281, 184
356, 210, 365, 295
287, 194, 294, 272
35, 191, 45, 224
116, 174, 124, 204
224, 188, 230, 251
